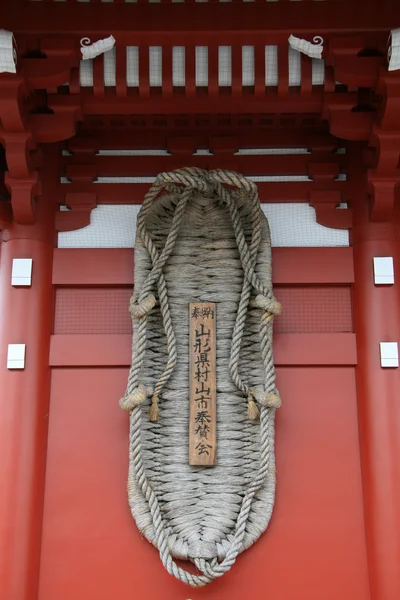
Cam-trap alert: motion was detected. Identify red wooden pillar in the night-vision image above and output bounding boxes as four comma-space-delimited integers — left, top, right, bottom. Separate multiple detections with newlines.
353, 198, 400, 600
0, 147, 57, 600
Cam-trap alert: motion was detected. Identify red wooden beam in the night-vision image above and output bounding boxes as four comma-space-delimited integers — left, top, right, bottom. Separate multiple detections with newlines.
66, 130, 339, 152
55, 90, 328, 116
3, 2, 398, 45
49, 333, 357, 367
52, 247, 354, 286
61, 153, 349, 177
59, 180, 356, 204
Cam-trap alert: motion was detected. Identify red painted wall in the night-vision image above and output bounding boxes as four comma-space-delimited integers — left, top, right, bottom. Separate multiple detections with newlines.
2, 169, 399, 599
35, 245, 369, 599
38, 366, 369, 600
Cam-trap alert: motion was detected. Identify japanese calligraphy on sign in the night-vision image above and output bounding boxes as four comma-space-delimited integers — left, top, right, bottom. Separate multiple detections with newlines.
189, 302, 216, 466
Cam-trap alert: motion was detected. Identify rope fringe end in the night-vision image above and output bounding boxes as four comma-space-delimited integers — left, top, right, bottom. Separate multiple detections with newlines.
148, 395, 160, 422
247, 396, 260, 420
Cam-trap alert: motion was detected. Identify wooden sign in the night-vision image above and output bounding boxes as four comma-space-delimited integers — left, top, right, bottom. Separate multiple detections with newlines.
189, 302, 216, 466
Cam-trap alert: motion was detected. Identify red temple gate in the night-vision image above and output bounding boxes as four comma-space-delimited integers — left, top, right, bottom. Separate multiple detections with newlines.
0, 1, 400, 599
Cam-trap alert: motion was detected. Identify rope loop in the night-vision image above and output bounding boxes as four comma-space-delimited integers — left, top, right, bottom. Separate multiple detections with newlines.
157, 168, 216, 198
119, 383, 150, 412
254, 294, 282, 316
251, 386, 282, 409
129, 293, 157, 319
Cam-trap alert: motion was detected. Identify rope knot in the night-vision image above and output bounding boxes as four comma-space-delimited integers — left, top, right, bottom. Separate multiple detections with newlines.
251, 386, 282, 409
129, 293, 157, 319
119, 383, 150, 412
255, 294, 282, 316
198, 180, 217, 198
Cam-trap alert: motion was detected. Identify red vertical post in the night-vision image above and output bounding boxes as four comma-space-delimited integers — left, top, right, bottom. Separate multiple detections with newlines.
353, 197, 400, 600
0, 147, 58, 600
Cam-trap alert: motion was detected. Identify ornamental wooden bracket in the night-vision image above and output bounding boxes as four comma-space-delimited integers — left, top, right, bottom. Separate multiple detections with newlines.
308, 158, 353, 231
366, 72, 400, 222
0, 67, 83, 227
0, 75, 28, 131
4, 172, 39, 225
20, 38, 80, 90
309, 190, 353, 230
0, 130, 39, 179
325, 35, 386, 89
0, 75, 38, 224
0, 201, 12, 229
30, 97, 83, 143
322, 40, 400, 224
55, 193, 97, 233
323, 93, 374, 141
56, 161, 98, 232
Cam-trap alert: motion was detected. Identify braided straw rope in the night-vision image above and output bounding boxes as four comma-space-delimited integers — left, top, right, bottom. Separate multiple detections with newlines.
120, 169, 281, 586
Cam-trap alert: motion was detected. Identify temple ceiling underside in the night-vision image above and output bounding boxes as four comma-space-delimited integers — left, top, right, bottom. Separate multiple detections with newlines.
0, 0, 398, 231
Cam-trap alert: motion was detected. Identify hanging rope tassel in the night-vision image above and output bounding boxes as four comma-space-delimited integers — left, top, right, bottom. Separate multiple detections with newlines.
247, 393, 260, 420
148, 394, 160, 422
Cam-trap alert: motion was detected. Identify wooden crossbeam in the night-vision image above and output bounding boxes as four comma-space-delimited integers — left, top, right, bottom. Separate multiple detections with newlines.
61, 153, 350, 177
49, 333, 358, 368
52, 247, 355, 286
65, 130, 339, 152
3, 1, 399, 45
54, 90, 327, 116
46, 91, 363, 120
58, 180, 355, 204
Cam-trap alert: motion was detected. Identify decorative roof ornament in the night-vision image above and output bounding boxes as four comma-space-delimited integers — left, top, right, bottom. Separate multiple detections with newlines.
80, 35, 116, 60
388, 28, 400, 71
0, 29, 17, 74
288, 34, 324, 60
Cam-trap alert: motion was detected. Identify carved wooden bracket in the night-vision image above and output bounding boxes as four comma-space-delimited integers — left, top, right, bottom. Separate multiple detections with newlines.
55, 192, 97, 232
31, 96, 83, 143
20, 38, 80, 90
0, 53, 83, 227
325, 35, 386, 89
366, 72, 400, 222
368, 178, 398, 222
5, 173, 39, 225
0, 199, 12, 228
0, 75, 28, 131
65, 163, 98, 184
309, 190, 353, 230
0, 92, 40, 224
322, 58, 400, 224
375, 72, 400, 131
308, 159, 353, 231
56, 158, 98, 232
309, 162, 340, 183
0, 130, 37, 179
323, 93, 374, 141
167, 136, 197, 155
